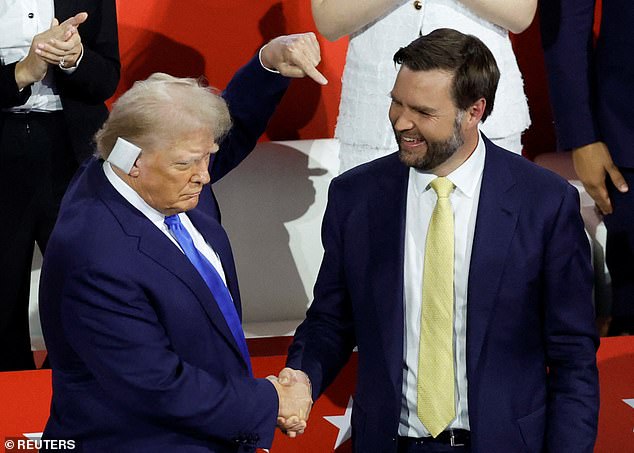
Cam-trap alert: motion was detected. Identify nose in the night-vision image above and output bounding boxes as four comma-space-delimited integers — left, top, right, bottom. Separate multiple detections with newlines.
390, 106, 414, 132
191, 161, 210, 185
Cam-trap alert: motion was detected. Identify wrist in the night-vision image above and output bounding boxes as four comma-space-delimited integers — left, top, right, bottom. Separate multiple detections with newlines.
14, 59, 38, 90
258, 45, 280, 74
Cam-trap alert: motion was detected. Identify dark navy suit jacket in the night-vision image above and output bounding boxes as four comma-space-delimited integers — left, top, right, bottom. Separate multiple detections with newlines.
540, 0, 634, 168
287, 138, 599, 452
39, 56, 290, 452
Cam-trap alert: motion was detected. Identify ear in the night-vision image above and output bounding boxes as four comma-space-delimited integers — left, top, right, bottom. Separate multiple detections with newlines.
465, 98, 486, 128
128, 155, 141, 178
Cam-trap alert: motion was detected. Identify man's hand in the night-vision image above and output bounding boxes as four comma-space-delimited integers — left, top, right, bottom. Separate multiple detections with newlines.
572, 141, 628, 215
268, 368, 313, 438
260, 32, 328, 85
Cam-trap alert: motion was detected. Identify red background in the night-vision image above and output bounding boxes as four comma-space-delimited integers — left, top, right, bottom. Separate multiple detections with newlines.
111, 1, 606, 161
1, 336, 632, 452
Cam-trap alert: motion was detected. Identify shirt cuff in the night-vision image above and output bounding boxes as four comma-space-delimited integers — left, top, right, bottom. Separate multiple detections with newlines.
59, 44, 84, 74
258, 45, 281, 74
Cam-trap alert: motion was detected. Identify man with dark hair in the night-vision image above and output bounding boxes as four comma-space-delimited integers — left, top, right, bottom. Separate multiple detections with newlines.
279, 28, 599, 452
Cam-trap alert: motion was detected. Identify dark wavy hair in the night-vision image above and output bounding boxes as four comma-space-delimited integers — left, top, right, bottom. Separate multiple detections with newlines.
393, 28, 500, 121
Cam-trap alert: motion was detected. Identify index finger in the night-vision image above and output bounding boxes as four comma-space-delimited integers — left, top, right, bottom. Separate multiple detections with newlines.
300, 62, 328, 85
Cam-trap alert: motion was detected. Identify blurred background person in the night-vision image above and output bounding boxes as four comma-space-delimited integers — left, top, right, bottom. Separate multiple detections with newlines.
311, 0, 535, 172
540, 0, 634, 336
0, 1, 120, 371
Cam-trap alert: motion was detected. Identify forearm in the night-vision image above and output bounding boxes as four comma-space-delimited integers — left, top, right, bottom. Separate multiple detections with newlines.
58, 45, 120, 101
311, 0, 404, 41
212, 54, 290, 182
56, 0, 121, 102
459, 0, 537, 33
540, 0, 598, 149
543, 186, 599, 450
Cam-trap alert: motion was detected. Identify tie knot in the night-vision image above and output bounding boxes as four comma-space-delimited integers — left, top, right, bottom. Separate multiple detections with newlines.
430, 177, 454, 198
164, 214, 182, 229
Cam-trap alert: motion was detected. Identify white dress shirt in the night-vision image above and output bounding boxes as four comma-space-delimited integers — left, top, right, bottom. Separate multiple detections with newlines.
399, 132, 486, 437
103, 161, 229, 286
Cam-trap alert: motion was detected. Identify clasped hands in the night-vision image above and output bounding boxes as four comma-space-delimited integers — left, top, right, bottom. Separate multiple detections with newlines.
15, 12, 88, 89
268, 367, 313, 437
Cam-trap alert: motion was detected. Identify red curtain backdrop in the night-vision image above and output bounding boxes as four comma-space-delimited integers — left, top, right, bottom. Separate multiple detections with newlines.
112, 1, 576, 159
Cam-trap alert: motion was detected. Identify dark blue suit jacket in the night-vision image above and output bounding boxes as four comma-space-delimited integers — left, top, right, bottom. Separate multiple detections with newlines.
39, 56, 290, 452
540, 0, 634, 168
287, 138, 599, 452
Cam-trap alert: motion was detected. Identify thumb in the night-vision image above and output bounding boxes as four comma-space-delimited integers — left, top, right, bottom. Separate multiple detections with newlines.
607, 165, 628, 193
278, 367, 296, 385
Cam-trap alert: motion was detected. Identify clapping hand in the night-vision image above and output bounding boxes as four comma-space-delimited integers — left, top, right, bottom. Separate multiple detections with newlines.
15, 12, 88, 89
268, 367, 313, 437
35, 12, 88, 69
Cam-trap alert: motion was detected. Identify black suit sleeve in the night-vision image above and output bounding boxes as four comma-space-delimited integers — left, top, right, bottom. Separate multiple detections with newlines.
0, 62, 32, 108
55, 0, 120, 103
539, 0, 599, 149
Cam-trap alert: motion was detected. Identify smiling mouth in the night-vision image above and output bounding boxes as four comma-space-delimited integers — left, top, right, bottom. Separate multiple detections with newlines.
401, 136, 425, 148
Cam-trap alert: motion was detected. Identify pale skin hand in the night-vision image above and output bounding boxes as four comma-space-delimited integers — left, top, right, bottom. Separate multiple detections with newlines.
269, 368, 313, 437
14, 12, 88, 89
311, 0, 536, 41
36, 12, 88, 68
260, 32, 328, 85
572, 141, 628, 215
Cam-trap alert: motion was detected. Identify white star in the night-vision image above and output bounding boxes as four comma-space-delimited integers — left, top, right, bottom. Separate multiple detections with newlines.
22, 433, 42, 440
324, 396, 353, 449
624, 398, 634, 410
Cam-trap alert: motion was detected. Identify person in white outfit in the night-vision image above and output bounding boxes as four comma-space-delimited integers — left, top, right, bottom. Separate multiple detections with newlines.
312, 0, 536, 172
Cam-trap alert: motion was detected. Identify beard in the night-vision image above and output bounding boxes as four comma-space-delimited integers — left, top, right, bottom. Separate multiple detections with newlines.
397, 111, 465, 171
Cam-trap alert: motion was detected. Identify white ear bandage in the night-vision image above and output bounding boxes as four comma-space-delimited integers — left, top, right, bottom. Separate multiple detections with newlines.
107, 137, 142, 174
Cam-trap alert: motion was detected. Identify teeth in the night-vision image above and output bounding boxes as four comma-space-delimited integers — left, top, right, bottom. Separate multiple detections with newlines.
403, 137, 416, 142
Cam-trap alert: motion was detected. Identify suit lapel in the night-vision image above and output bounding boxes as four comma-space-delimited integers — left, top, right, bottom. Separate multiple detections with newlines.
466, 139, 520, 378
90, 164, 247, 367
369, 155, 410, 392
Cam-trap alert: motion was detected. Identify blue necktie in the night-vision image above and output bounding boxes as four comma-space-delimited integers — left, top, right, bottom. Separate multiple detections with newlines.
164, 214, 252, 375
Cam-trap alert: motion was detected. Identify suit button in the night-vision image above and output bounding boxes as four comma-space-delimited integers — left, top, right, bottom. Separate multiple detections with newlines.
413, 0, 423, 10
28, 12, 35, 18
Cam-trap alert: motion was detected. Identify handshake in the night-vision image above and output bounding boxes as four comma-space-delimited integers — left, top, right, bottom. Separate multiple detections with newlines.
268, 367, 313, 437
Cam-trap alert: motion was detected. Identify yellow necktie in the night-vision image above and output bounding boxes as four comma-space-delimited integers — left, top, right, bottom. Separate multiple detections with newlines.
418, 176, 455, 437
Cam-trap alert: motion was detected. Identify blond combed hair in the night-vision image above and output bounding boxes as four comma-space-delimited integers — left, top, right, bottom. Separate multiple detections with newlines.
95, 73, 231, 159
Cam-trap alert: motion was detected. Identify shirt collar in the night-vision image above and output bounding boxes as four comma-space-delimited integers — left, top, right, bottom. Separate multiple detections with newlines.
103, 160, 167, 224
411, 130, 486, 198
